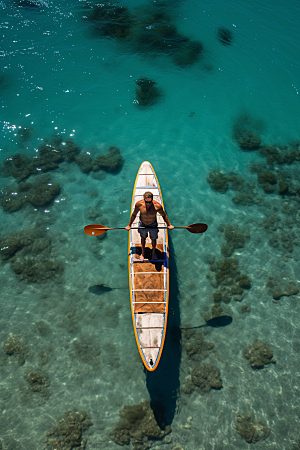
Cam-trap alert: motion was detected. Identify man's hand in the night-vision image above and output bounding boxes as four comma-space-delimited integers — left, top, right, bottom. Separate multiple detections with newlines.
168, 225, 174, 230
125, 225, 131, 231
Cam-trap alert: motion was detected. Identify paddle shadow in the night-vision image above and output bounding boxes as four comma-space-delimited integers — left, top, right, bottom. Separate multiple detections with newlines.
145, 235, 181, 428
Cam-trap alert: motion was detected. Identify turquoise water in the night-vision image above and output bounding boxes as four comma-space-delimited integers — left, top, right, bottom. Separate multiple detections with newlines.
0, 0, 300, 448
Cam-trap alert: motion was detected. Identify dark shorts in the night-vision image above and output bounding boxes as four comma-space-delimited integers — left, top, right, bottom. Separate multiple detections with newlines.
138, 220, 159, 240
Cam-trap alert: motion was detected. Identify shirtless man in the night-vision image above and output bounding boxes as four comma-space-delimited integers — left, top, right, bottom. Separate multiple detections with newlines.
125, 191, 174, 261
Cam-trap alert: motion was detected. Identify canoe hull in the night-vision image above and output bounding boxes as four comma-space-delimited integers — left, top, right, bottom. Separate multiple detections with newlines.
128, 161, 169, 371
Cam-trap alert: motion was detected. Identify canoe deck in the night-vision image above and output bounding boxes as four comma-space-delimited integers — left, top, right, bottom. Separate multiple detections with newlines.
128, 161, 169, 371
132, 244, 165, 313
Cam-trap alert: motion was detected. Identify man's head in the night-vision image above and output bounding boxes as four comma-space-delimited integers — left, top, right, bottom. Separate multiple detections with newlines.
143, 191, 153, 204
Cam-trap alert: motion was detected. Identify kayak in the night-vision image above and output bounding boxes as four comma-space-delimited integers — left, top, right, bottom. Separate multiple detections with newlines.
128, 161, 169, 371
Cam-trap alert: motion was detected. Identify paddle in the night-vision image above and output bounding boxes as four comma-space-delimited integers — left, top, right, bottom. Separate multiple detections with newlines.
84, 222, 208, 236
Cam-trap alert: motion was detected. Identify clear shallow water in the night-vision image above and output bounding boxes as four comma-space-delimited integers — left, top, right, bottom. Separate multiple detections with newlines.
0, 0, 300, 449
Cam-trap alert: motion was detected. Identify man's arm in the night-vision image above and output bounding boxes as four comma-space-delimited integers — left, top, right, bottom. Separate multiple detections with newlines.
125, 204, 139, 230
157, 206, 174, 229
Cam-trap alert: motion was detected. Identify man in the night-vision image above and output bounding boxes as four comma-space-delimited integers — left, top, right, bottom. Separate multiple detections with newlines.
125, 191, 174, 261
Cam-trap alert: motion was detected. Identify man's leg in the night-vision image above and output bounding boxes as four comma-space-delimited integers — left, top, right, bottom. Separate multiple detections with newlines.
141, 237, 146, 261
151, 239, 157, 260
149, 223, 158, 260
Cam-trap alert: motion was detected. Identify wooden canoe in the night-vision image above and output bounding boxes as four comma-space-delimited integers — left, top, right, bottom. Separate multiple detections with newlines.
128, 161, 169, 371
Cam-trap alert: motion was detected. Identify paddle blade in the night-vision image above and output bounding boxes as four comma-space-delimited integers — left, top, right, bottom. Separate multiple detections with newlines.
186, 223, 208, 234
84, 224, 108, 236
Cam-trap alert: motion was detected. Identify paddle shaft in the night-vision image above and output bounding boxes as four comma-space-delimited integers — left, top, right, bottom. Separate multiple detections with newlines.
91, 226, 201, 231
84, 222, 208, 236
94, 226, 173, 230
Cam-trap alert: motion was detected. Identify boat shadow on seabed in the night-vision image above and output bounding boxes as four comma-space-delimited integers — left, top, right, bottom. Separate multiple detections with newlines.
145, 235, 181, 429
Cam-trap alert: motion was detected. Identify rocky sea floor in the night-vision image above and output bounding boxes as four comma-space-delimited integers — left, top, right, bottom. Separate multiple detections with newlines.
1, 131, 300, 450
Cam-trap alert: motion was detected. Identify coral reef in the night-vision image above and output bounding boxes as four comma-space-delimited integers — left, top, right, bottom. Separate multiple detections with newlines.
0, 232, 33, 260
1, 153, 35, 182
207, 168, 260, 205
266, 276, 299, 300
217, 26, 233, 45
85, 2, 133, 40
240, 304, 251, 314
0, 175, 61, 212
219, 224, 250, 257
257, 171, 277, 193
232, 122, 300, 167
257, 171, 277, 185
243, 341, 276, 368
270, 229, 299, 253
75, 153, 93, 173
83, 3, 203, 68
278, 180, 290, 195
133, 7, 203, 67
0, 135, 81, 182
258, 144, 300, 165
232, 114, 263, 150
35, 142, 64, 171
213, 291, 222, 303
37, 136, 80, 169
62, 139, 81, 162
92, 146, 125, 173
191, 363, 222, 393
207, 169, 231, 193
262, 209, 300, 253
75, 146, 125, 174
0, 184, 26, 212
3, 334, 26, 365
262, 213, 281, 232
251, 164, 300, 197
135, 77, 162, 108
110, 400, 171, 450
211, 304, 223, 318
236, 414, 270, 443
134, 10, 179, 53
24, 370, 50, 397
232, 191, 260, 206
11, 256, 63, 283
236, 274, 252, 289
210, 257, 239, 286
207, 258, 251, 303
27, 176, 61, 207
259, 145, 282, 164
43, 410, 93, 450
235, 130, 261, 151
181, 328, 214, 361
0, 228, 64, 283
